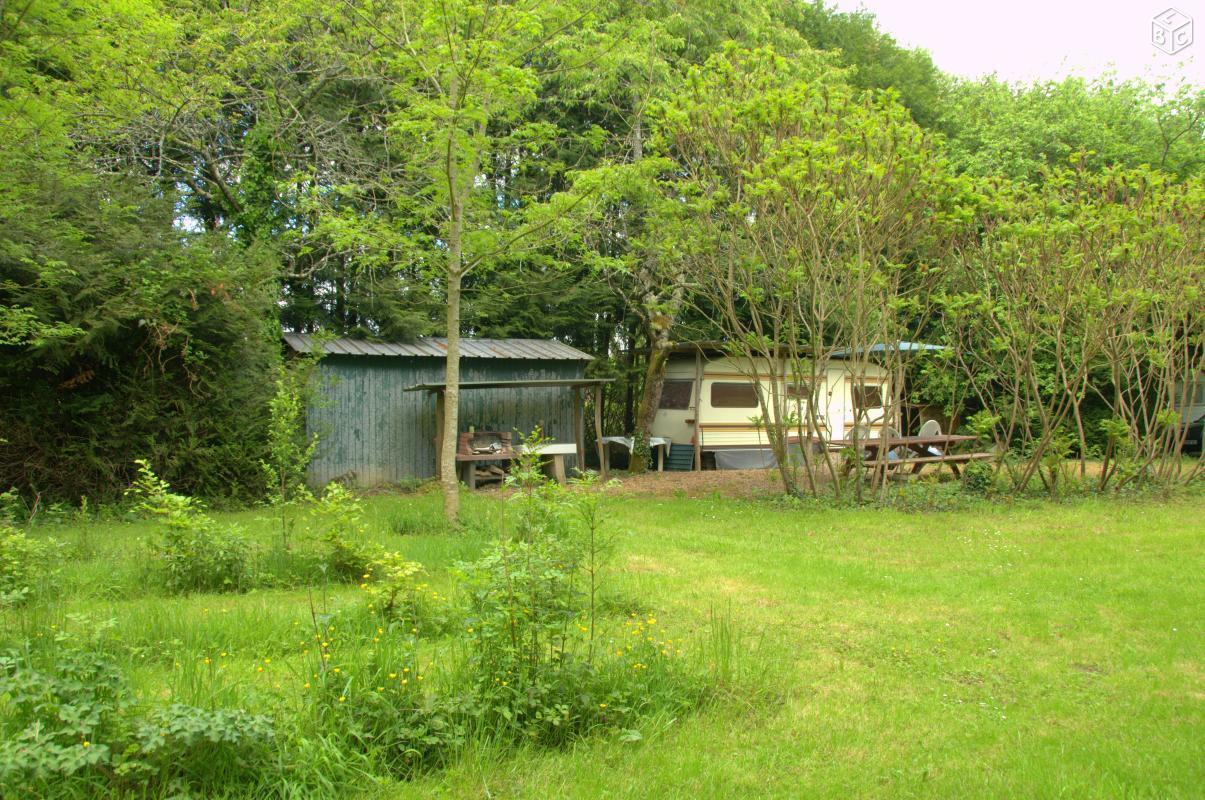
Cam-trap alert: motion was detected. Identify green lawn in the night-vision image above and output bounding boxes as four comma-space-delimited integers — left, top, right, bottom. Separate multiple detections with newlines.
7, 489, 1204, 798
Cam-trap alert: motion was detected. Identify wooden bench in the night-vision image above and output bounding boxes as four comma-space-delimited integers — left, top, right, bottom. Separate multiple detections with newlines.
884, 451, 992, 477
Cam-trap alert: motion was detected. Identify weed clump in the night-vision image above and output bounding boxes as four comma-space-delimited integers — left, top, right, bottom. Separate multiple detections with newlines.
0, 642, 275, 797
127, 460, 253, 594
0, 524, 59, 607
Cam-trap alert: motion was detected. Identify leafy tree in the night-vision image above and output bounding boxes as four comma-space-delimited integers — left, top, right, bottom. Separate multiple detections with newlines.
656, 45, 963, 498
784, 1, 944, 128
940, 77, 1204, 181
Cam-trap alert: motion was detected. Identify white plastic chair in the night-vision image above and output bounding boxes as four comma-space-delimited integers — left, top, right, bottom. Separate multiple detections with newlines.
848, 424, 872, 459
918, 419, 943, 456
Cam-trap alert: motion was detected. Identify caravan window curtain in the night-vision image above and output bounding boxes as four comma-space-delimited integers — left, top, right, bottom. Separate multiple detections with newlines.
711, 382, 758, 408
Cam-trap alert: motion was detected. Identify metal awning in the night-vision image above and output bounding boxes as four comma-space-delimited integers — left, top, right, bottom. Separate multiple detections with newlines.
404, 378, 613, 392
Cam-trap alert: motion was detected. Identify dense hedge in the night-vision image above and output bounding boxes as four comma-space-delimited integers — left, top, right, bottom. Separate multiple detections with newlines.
0, 163, 279, 503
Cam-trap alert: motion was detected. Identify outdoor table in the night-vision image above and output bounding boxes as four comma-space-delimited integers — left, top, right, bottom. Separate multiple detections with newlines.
826, 434, 990, 478
600, 436, 672, 472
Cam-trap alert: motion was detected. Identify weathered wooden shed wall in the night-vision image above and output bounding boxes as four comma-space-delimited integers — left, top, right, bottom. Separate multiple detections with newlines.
306, 355, 586, 488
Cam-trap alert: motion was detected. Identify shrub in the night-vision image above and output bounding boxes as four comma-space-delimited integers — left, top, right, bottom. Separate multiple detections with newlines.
961, 460, 996, 495
0, 646, 131, 797
128, 704, 275, 788
311, 483, 378, 582
261, 354, 321, 550
451, 443, 704, 745
309, 638, 464, 778
361, 551, 451, 635
0, 525, 59, 607
0, 644, 275, 797
128, 460, 253, 594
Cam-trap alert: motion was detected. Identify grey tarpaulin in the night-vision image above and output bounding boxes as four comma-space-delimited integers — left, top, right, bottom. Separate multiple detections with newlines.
714, 449, 778, 470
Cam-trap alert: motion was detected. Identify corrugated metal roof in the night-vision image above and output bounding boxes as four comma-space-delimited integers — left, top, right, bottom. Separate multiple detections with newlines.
830, 341, 944, 359
283, 333, 592, 361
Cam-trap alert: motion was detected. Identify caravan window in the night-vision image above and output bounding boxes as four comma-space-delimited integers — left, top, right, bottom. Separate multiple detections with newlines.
852, 384, 884, 410
711, 382, 758, 408
786, 382, 813, 401
658, 380, 693, 410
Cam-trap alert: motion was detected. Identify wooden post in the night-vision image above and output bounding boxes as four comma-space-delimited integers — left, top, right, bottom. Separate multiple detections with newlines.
693, 349, 704, 471
434, 390, 445, 475
573, 387, 585, 476
594, 383, 608, 481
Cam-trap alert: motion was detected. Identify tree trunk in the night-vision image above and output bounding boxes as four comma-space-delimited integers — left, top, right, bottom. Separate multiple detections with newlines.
441, 267, 462, 523
631, 331, 669, 473
441, 107, 464, 523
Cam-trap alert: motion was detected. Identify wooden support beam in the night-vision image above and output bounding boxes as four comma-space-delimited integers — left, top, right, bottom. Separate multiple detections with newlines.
434, 390, 445, 475
693, 349, 704, 471
594, 383, 608, 481
573, 388, 585, 476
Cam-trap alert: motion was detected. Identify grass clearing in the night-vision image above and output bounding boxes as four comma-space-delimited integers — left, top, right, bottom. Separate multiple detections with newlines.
3, 485, 1202, 797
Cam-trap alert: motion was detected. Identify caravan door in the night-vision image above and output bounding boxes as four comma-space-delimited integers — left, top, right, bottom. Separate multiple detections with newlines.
653, 379, 696, 445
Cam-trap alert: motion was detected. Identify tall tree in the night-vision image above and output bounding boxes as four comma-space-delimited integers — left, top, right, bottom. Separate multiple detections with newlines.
331, 0, 593, 521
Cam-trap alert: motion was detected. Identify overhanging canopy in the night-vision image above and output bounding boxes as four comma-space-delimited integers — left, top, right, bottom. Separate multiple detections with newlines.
404, 378, 613, 392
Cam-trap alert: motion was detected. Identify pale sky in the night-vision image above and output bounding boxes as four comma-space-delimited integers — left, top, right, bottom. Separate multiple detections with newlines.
831, 0, 1204, 87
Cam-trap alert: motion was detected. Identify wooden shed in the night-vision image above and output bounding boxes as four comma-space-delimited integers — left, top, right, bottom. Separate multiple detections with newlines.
283, 334, 594, 488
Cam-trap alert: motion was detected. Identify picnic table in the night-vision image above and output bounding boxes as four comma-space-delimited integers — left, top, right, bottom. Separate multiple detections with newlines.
827, 434, 991, 478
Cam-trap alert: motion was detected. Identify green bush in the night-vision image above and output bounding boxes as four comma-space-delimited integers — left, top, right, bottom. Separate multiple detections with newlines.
450, 443, 705, 745
308, 637, 465, 778
311, 482, 379, 582
128, 704, 275, 788
362, 551, 451, 635
0, 525, 59, 607
0, 163, 278, 505
128, 460, 253, 594
961, 460, 996, 495
0, 644, 275, 797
